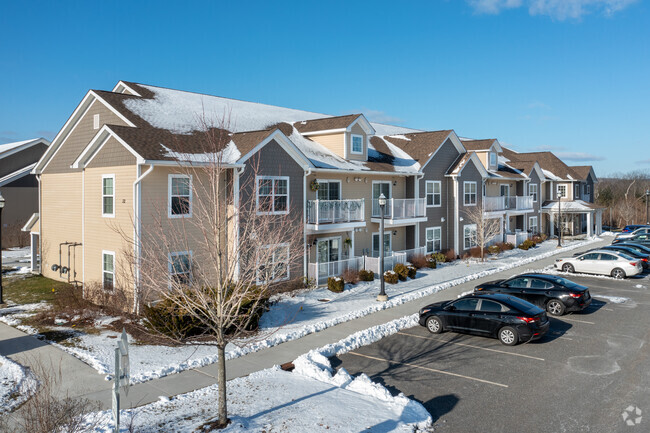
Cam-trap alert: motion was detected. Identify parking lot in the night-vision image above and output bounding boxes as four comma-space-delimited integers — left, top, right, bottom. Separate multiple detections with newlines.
332, 272, 650, 432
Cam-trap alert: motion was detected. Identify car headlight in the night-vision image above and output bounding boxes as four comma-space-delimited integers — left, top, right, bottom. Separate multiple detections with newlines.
420, 308, 431, 315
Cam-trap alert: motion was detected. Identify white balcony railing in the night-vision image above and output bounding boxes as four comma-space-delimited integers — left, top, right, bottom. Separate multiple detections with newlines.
308, 257, 364, 285
307, 199, 365, 225
483, 195, 534, 212
372, 198, 426, 219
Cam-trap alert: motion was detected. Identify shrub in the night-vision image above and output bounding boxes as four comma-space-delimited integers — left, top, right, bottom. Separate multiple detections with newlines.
410, 254, 428, 269
518, 239, 536, 250
407, 265, 417, 279
384, 270, 399, 284
444, 249, 457, 262
341, 268, 360, 285
488, 244, 502, 255
531, 234, 543, 244
327, 277, 345, 293
496, 242, 515, 251
469, 246, 488, 259
429, 252, 447, 264
393, 263, 409, 281
426, 255, 437, 268
540, 233, 548, 241
359, 269, 375, 281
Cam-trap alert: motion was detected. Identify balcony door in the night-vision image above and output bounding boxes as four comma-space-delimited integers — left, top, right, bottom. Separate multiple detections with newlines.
318, 180, 341, 201
372, 232, 391, 257
500, 184, 510, 209
372, 181, 391, 216
317, 237, 341, 264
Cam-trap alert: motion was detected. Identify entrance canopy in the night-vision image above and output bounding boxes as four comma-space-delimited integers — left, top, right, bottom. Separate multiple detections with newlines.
541, 200, 604, 237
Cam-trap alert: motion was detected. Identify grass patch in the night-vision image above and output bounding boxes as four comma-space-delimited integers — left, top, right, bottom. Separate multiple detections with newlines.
1, 274, 72, 305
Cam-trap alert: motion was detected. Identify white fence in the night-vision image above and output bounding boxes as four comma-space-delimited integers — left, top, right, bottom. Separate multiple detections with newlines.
365, 252, 407, 275
307, 256, 364, 286
506, 231, 530, 246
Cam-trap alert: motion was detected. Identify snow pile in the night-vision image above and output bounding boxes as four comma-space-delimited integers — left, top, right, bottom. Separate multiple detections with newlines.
0, 355, 37, 414
592, 295, 629, 304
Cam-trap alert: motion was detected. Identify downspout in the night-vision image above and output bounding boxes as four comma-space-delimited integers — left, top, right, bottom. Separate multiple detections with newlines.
132, 164, 154, 314
36, 174, 41, 274
233, 165, 245, 280
304, 167, 312, 279
81, 170, 85, 296
453, 176, 459, 255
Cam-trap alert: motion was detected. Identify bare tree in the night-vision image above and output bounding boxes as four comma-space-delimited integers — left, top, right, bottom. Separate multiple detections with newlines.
126, 116, 304, 428
463, 206, 501, 261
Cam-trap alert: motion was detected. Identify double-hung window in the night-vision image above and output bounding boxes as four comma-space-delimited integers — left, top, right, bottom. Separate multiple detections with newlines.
102, 175, 115, 217
351, 134, 363, 154
257, 176, 289, 214
426, 181, 441, 207
426, 227, 441, 254
529, 183, 538, 202
464, 224, 477, 250
169, 174, 192, 218
529, 216, 538, 234
169, 252, 192, 286
557, 184, 567, 199
257, 243, 289, 284
102, 251, 115, 290
464, 182, 477, 206
490, 152, 497, 167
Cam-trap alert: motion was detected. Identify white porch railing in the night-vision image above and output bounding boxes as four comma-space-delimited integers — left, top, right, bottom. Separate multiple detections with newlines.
307, 256, 364, 286
364, 252, 407, 275
307, 199, 365, 224
395, 246, 426, 261
484, 195, 534, 211
372, 198, 426, 219
506, 231, 530, 246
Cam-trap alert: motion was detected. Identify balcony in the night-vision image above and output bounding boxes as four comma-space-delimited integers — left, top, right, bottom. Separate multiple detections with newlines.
483, 196, 534, 212
371, 198, 427, 226
306, 199, 366, 233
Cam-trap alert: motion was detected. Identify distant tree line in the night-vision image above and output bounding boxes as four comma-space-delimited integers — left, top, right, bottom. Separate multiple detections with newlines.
596, 170, 650, 227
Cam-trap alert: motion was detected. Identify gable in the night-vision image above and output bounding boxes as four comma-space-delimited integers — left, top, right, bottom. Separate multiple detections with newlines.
421, 138, 462, 179
86, 135, 138, 168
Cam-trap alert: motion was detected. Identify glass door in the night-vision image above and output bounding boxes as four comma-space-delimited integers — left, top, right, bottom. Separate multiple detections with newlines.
500, 184, 510, 209
372, 182, 391, 217
372, 233, 391, 257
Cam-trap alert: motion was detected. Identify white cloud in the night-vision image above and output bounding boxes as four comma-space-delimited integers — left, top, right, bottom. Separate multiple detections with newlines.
355, 109, 404, 125
554, 151, 605, 161
467, 0, 639, 19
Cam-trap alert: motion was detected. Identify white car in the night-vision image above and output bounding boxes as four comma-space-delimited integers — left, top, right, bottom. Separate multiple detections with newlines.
555, 249, 643, 279
614, 227, 650, 241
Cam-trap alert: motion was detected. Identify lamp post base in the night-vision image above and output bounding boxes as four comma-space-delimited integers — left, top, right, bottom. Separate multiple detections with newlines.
376, 294, 389, 302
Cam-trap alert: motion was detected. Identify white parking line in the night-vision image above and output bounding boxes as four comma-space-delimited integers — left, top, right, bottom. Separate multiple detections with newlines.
348, 351, 509, 388
397, 332, 545, 361
560, 317, 595, 325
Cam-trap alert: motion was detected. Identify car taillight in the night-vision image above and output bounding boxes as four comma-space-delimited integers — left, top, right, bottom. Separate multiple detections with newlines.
630, 262, 637, 266
643, 258, 648, 262
517, 316, 538, 323
569, 293, 582, 298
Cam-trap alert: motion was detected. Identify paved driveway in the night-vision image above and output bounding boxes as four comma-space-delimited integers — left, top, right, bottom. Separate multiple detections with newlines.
332, 272, 650, 433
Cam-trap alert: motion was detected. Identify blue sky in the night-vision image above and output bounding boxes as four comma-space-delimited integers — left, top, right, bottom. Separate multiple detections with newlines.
1, 0, 648, 176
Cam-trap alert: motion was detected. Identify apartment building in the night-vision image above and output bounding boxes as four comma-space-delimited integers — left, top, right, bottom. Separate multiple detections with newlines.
28, 81, 601, 306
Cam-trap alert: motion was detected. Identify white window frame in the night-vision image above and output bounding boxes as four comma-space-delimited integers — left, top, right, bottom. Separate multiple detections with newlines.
102, 174, 115, 218
169, 251, 193, 287
529, 216, 538, 234
256, 243, 290, 284
426, 180, 441, 207
574, 184, 580, 199
256, 175, 290, 215
316, 179, 342, 201
351, 134, 364, 155
464, 181, 477, 206
93, 113, 100, 130
464, 224, 477, 250
426, 226, 442, 254
557, 184, 567, 199
372, 232, 392, 257
102, 250, 115, 291
168, 174, 193, 218
529, 183, 538, 203
489, 152, 497, 167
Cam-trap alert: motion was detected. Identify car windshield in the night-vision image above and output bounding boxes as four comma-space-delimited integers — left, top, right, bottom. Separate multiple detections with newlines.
547, 276, 579, 288
503, 296, 539, 315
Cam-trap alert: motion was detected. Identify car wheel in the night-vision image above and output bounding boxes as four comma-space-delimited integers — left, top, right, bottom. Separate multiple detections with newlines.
425, 316, 443, 334
562, 263, 575, 273
546, 299, 566, 316
498, 326, 518, 346
611, 268, 626, 279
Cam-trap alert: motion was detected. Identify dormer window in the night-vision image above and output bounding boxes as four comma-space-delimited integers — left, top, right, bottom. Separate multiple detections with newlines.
490, 152, 497, 167
351, 134, 363, 154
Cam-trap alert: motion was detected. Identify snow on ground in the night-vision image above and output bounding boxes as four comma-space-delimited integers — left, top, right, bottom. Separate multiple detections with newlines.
0, 238, 600, 384
1, 247, 30, 260
0, 354, 37, 414
591, 294, 630, 304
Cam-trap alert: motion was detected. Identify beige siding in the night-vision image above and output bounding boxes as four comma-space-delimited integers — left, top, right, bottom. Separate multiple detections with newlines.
86, 136, 137, 168
485, 180, 517, 196
308, 133, 345, 158
40, 172, 83, 282
475, 151, 488, 169
44, 100, 129, 174
83, 164, 136, 298
347, 124, 367, 161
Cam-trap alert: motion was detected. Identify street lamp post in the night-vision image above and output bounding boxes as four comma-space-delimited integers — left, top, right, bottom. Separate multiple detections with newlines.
377, 193, 388, 302
557, 191, 563, 248
0, 193, 4, 305
646, 189, 649, 225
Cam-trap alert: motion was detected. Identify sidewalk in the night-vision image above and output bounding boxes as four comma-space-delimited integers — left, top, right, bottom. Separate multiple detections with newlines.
1, 238, 608, 412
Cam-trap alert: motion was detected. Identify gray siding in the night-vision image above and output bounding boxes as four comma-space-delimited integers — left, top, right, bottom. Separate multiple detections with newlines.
0, 143, 48, 178
457, 162, 484, 254
417, 139, 461, 252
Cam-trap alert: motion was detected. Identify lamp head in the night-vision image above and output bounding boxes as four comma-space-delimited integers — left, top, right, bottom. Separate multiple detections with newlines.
0, 193, 4, 209
378, 193, 387, 207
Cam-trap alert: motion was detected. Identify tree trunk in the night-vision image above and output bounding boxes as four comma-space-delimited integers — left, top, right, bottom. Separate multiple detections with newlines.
217, 343, 228, 426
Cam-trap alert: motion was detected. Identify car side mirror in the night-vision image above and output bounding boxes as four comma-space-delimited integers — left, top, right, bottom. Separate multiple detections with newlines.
579, 257, 585, 261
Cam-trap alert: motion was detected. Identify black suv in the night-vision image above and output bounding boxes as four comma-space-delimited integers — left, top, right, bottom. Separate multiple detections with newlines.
474, 273, 591, 316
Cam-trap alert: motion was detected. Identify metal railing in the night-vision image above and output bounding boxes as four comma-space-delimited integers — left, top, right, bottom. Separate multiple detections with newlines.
372, 198, 426, 219
306, 199, 365, 224
307, 256, 364, 286
483, 195, 534, 211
